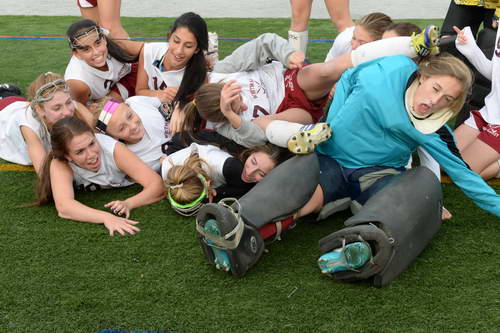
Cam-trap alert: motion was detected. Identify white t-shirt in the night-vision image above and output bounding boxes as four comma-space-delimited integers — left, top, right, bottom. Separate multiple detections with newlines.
479, 27, 500, 125
325, 26, 354, 62
142, 42, 186, 91
160, 143, 231, 188
70, 134, 134, 191
0, 101, 50, 165
65, 55, 132, 101
207, 61, 285, 128
125, 96, 171, 173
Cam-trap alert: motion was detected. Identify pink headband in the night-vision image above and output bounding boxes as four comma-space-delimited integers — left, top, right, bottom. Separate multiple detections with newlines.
96, 100, 120, 133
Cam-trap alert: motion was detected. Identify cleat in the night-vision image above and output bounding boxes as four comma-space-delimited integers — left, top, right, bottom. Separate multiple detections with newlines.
410, 25, 440, 57
318, 241, 372, 275
0, 83, 22, 98
204, 219, 231, 272
287, 123, 332, 155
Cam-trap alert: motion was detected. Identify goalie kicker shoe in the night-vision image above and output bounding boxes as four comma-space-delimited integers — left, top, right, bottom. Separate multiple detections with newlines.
196, 199, 265, 277
318, 241, 372, 275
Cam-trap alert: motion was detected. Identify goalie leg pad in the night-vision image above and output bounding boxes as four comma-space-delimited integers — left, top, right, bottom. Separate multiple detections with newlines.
239, 153, 320, 229
196, 200, 265, 278
319, 167, 443, 287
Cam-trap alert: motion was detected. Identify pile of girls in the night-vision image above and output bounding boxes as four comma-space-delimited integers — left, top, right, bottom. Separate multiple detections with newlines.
1, 9, 498, 236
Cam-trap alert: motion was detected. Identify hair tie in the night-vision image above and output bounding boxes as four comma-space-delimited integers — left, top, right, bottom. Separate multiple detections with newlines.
169, 183, 184, 190
96, 100, 120, 133
192, 99, 197, 107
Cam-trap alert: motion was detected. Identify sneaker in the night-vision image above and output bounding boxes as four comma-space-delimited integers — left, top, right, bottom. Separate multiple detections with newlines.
318, 241, 371, 275
410, 24, 440, 57
287, 123, 332, 154
0, 83, 22, 98
204, 219, 231, 272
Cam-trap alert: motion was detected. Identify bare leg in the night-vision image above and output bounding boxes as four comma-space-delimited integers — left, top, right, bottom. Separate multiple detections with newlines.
324, 0, 353, 32
454, 123, 479, 151
480, 160, 500, 180
295, 185, 325, 218
252, 107, 313, 130
290, 0, 313, 32
460, 138, 499, 178
296, 52, 353, 101
98, 0, 129, 39
79, 7, 100, 24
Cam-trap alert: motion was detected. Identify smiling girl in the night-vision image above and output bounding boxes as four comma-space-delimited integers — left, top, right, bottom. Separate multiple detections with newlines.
0, 72, 92, 174
136, 12, 209, 109
64, 19, 141, 105
32, 116, 165, 235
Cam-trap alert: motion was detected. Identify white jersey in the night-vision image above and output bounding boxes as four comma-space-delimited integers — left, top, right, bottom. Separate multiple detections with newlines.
125, 96, 172, 173
142, 42, 186, 90
70, 134, 134, 191
0, 101, 50, 165
479, 26, 500, 125
160, 143, 231, 188
325, 26, 354, 61
64, 55, 132, 101
207, 61, 285, 128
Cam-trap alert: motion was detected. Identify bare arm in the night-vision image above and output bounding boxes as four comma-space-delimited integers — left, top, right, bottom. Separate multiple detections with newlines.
50, 159, 140, 235
20, 125, 47, 175
67, 79, 92, 106
111, 142, 165, 213
135, 47, 177, 102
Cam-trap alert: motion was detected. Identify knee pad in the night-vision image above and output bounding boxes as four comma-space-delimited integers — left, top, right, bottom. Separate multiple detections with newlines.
196, 199, 265, 278
319, 167, 442, 287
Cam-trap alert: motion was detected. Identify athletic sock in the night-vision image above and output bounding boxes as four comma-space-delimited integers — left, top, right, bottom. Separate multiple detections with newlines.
350, 36, 415, 66
288, 29, 309, 54
265, 120, 303, 147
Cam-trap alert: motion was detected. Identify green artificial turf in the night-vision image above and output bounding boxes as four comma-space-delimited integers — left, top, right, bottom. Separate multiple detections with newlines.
0, 16, 498, 333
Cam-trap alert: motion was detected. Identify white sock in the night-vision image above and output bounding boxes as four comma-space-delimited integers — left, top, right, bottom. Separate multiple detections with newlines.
350, 36, 415, 66
288, 30, 308, 54
265, 120, 303, 147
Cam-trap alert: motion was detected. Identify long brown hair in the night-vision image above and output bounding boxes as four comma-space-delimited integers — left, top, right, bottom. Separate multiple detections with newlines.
357, 12, 393, 41
32, 117, 96, 206
179, 83, 225, 135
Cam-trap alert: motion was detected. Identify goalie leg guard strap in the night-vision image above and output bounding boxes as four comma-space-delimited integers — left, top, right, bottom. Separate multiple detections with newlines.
238, 153, 320, 229
319, 167, 443, 287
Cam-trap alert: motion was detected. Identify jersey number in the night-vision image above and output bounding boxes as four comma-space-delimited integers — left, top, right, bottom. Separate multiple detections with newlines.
104, 79, 114, 90
253, 105, 269, 118
153, 77, 168, 90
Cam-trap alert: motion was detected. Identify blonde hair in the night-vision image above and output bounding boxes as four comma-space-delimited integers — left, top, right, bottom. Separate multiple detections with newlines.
357, 12, 393, 41
88, 96, 114, 130
26, 72, 88, 129
418, 54, 473, 115
165, 154, 212, 205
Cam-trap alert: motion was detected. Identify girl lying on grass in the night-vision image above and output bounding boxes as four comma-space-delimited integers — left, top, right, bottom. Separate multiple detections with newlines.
161, 142, 288, 216
30, 117, 165, 235
0, 72, 92, 174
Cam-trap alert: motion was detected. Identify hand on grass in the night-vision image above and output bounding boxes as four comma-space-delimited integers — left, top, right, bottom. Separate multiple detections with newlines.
105, 200, 131, 219
103, 215, 140, 236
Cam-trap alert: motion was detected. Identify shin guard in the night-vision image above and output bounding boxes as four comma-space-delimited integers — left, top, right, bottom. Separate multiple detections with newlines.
319, 167, 442, 287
